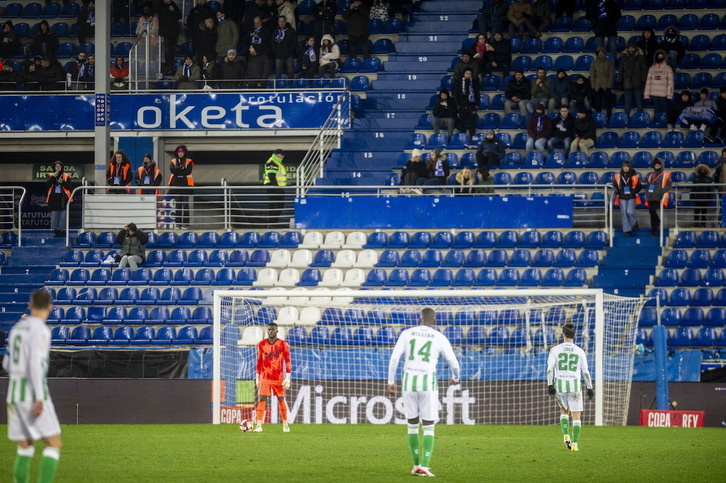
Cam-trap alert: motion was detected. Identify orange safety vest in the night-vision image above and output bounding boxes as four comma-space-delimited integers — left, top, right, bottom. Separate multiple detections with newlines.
46, 172, 72, 202
644, 171, 672, 208
613, 173, 641, 206
168, 158, 195, 186
137, 165, 162, 194
108, 162, 132, 194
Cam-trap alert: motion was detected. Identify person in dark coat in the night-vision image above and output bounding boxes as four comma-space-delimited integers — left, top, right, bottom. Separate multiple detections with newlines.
158, 0, 183, 72
548, 105, 575, 155
660, 25, 685, 73
342, 0, 370, 59
216, 48, 245, 88
245, 15, 271, 87
169, 145, 194, 228
46, 160, 72, 237
272, 16, 297, 78
585, 0, 621, 57
31, 20, 59, 58
483, 31, 511, 79
475, 129, 506, 171
399, 149, 427, 193
76, 1, 96, 44
637, 27, 659, 67
570, 107, 597, 152
453, 68, 480, 138
115, 223, 149, 272
549, 68, 571, 112
299, 36, 319, 78
0, 63, 17, 91
432, 88, 457, 138
314, 0, 337, 43
568, 75, 592, 113
691, 164, 714, 227
0, 20, 20, 59
504, 68, 530, 114
187, 0, 215, 53
37, 56, 64, 91
668, 90, 692, 131
620, 41, 647, 116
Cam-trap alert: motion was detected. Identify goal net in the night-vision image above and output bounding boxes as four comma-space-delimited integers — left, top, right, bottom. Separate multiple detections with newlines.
212, 289, 644, 426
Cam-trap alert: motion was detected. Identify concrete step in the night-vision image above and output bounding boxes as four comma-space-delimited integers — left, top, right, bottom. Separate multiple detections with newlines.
373, 79, 442, 90
395, 41, 463, 53
407, 21, 474, 33
417, 0, 481, 13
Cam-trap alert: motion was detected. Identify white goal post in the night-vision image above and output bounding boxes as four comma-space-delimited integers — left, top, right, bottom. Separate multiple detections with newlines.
212, 289, 644, 426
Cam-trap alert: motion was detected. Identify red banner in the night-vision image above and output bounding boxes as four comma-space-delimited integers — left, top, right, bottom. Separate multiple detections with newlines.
640, 410, 705, 427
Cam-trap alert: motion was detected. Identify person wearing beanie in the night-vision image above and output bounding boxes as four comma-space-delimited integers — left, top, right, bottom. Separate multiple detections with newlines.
568, 75, 592, 114
644, 158, 672, 237
586, 0, 621, 58
548, 105, 574, 155
136, 154, 163, 195
612, 160, 641, 237
526, 103, 552, 156
400, 149, 427, 194
453, 51, 480, 83
620, 41, 647, 117
570, 107, 597, 152
453, 68, 480, 138
483, 31, 511, 80
549, 69, 571, 112
590, 47, 614, 119
46, 161, 72, 237
691, 164, 714, 227
527, 66, 551, 114
264, 148, 287, 226
217, 48, 246, 89
169, 145, 194, 228
478, 0, 508, 38
504, 69, 531, 114
432, 88, 457, 138
659, 25, 685, 73
475, 130, 506, 171
644, 49, 673, 116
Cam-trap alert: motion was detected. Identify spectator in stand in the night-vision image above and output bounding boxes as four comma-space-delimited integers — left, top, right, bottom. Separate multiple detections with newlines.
68, 50, 88, 89
637, 27, 659, 67
37, 56, 64, 91
612, 160, 641, 237
107, 150, 133, 194
530, 0, 551, 33
314, 0, 337, 43
136, 2, 160, 45
299, 36, 319, 78
1, 21, 20, 59
196, 17, 217, 67
174, 55, 202, 89
76, 1, 96, 44
716, 87, 726, 143
526, 103, 551, 156
527, 66, 551, 114
318, 34, 340, 78
136, 154, 163, 195
555, 0, 576, 19
691, 164, 714, 227
169, 145, 194, 228
415, 149, 450, 189
586, 0, 621, 58
644, 49, 673, 117
453, 167, 478, 195
110, 55, 129, 90
158, 0, 183, 73
272, 16, 297, 78
276, 0, 296, 26
714, 148, 726, 197
46, 161, 72, 237
432, 88, 457, 139
453, 68, 480, 139
668, 90, 692, 131
370, 0, 391, 22
224, 0, 246, 26
660, 26, 685, 73
504, 68, 531, 114
217, 49, 245, 89
687, 88, 720, 142
483, 31, 511, 79
644, 158, 672, 237
79, 53, 95, 90
570, 107, 597, 152
589, 47, 614, 120
477, 167, 495, 194
0, 62, 15, 91
31, 20, 59, 59
548, 105, 574, 155
17, 61, 39, 90
263, 0, 279, 28
549, 68, 571, 112
399, 149, 427, 194
470, 33, 489, 68
215, 9, 240, 60
113, 0, 130, 26
116, 223, 149, 272
475, 129, 506, 171
453, 51, 480, 83
243, 0, 272, 34
200, 54, 215, 88
246, 16, 271, 87
342, 0, 370, 60
187, 0, 215, 54
478, 0, 508, 38
620, 41, 647, 117
569, 74, 592, 113
507, 0, 538, 40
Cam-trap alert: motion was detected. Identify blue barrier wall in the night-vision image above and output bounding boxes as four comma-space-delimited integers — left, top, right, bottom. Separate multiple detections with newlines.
295, 196, 573, 229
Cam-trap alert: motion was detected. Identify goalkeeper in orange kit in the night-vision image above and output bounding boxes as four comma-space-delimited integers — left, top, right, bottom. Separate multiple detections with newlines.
254, 322, 292, 432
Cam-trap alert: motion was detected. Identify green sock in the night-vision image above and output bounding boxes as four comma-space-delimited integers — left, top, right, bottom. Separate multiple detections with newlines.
407, 424, 420, 466
13, 446, 34, 483
560, 415, 570, 436
421, 424, 435, 468
38, 447, 60, 483
572, 420, 582, 443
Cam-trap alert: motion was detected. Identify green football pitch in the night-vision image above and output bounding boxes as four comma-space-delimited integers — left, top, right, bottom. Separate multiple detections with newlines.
1, 424, 724, 482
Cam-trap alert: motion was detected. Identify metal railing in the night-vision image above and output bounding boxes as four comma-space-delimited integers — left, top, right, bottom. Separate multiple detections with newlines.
670, 183, 725, 233
129, 18, 162, 92
295, 92, 352, 197
0, 187, 27, 247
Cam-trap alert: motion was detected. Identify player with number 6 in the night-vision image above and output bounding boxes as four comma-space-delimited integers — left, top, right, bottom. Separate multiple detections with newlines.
546, 323, 594, 452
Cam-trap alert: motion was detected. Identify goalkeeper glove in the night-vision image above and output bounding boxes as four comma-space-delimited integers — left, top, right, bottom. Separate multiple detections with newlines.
255, 374, 260, 388
283, 374, 291, 390
587, 388, 594, 400
547, 385, 556, 396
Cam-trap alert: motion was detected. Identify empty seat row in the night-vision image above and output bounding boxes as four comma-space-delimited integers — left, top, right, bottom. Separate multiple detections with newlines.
638, 306, 726, 327
645, 287, 726, 307
373, 248, 599, 268
637, 327, 726, 348
672, 231, 726, 249
50, 325, 210, 346
73, 231, 306, 250
47, 305, 213, 325
654, 268, 726, 287
52, 286, 206, 305
663, 249, 726, 269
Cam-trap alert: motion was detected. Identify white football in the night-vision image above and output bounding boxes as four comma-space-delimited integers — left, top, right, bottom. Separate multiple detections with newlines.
240, 419, 253, 432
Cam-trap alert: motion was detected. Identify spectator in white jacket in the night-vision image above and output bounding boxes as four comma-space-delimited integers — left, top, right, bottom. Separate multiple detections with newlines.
318, 34, 340, 78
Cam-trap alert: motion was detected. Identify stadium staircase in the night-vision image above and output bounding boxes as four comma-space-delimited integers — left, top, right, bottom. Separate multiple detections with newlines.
321, 0, 482, 186
591, 230, 664, 298
0, 231, 66, 332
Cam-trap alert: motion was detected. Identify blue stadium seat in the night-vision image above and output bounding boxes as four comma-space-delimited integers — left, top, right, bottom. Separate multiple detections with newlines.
519, 268, 541, 286
704, 268, 725, 286
376, 250, 399, 267
706, 308, 726, 326
397, 250, 420, 268
664, 250, 688, 268
691, 288, 714, 306
216, 232, 239, 248
597, 131, 618, 148
442, 250, 465, 267
531, 249, 554, 267
474, 268, 497, 286
66, 268, 90, 286
680, 268, 702, 287
486, 249, 508, 267
174, 326, 199, 345
553, 250, 576, 267
95, 287, 118, 305
670, 327, 693, 347
360, 57, 382, 73
164, 250, 187, 267
497, 268, 520, 286
619, 131, 640, 148
694, 327, 717, 347
535, 171, 555, 184
186, 250, 208, 267
508, 249, 531, 267
541, 231, 563, 248
460, 250, 484, 268
564, 269, 587, 286
655, 268, 679, 286
696, 231, 720, 249
562, 231, 585, 248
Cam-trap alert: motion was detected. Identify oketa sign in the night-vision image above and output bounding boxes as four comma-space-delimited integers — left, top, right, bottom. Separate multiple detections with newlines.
0, 91, 347, 131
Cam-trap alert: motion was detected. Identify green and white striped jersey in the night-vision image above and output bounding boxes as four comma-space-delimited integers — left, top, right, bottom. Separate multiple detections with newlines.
546, 341, 592, 394
3, 315, 51, 404
387, 325, 460, 391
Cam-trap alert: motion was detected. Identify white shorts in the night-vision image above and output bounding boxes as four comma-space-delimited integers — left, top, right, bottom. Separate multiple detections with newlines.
6, 400, 61, 442
402, 390, 440, 423
556, 391, 583, 413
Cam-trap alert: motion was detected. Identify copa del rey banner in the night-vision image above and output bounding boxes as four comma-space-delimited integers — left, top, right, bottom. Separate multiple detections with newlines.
640, 409, 705, 427
0, 92, 347, 131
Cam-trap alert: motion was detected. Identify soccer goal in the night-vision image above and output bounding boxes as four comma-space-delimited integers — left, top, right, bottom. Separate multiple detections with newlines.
212, 289, 645, 426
